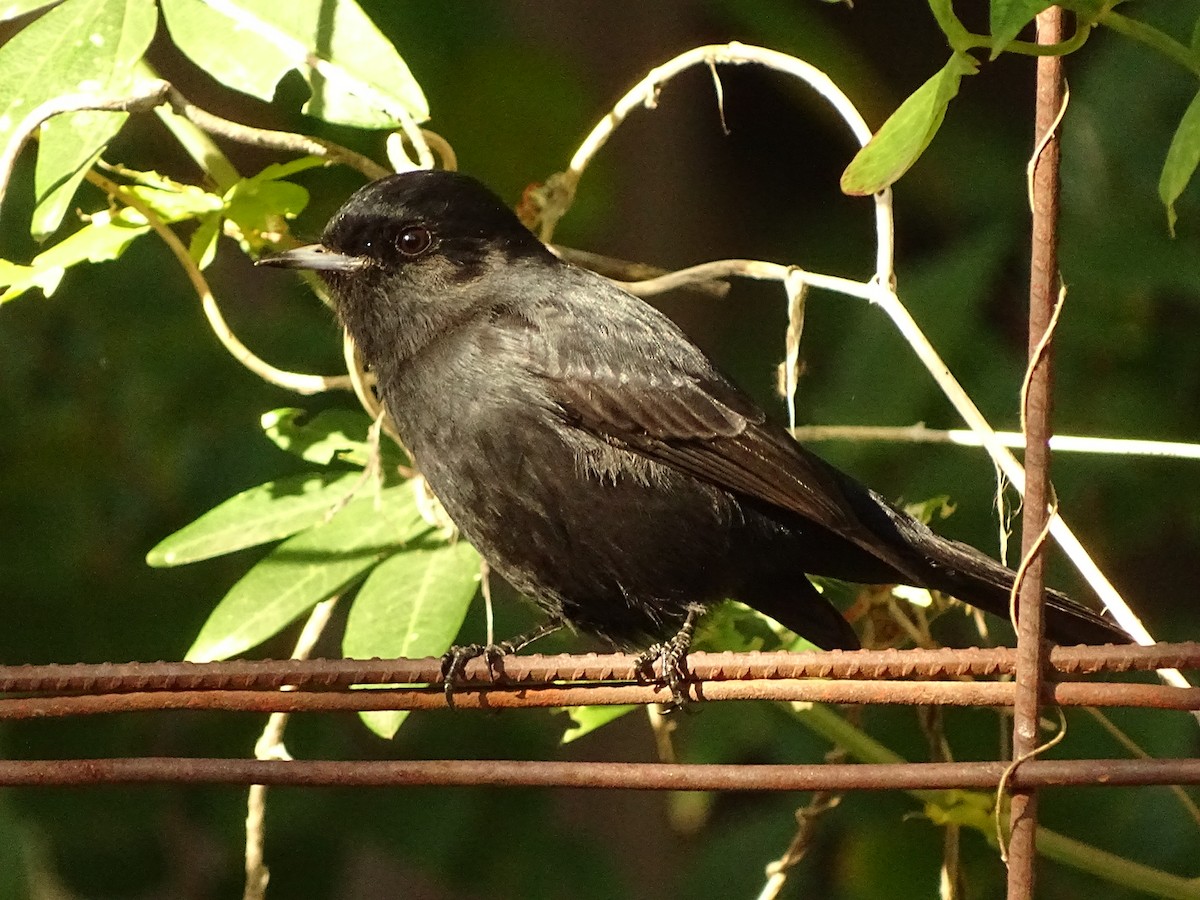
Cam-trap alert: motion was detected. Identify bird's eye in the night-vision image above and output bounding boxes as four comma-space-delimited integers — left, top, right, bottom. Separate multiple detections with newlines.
396, 225, 432, 257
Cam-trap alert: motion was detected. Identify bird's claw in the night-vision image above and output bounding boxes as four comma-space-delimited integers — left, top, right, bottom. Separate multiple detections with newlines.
634, 636, 693, 710
439, 641, 514, 707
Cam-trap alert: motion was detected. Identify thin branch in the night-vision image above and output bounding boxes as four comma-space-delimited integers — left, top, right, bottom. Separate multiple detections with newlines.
550, 246, 730, 299
756, 790, 841, 900
1083, 707, 1200, 829
1100, 10, 1200, 78
544, 42, 894, 279
788, 424, 1200, 460
244, 597, 338, 900
87, 169, 354, 395
0, 78, 392, 213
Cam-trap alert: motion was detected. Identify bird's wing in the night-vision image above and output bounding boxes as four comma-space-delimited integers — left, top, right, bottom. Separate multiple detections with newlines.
525, 282, 923, 581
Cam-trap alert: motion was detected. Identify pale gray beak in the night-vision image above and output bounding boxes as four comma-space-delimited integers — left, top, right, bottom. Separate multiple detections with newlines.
257, 243, 368, 272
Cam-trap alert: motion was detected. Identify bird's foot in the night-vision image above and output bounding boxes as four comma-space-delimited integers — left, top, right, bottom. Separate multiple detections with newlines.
439, 641, 514, 707
438, 618, 564, 708
634, 604, 705, 710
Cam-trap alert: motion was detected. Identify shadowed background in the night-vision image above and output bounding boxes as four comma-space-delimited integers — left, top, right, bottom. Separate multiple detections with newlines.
1, 2, 1198, 898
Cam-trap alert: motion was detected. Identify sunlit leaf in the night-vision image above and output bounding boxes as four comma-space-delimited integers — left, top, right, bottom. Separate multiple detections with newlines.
252, 156, 328, 182
1159, 87, 1200, 236
147, 470, 372, 566
126, 182, 224, 222
343, 539, 480, 737
0, 0, 160, 237
0, 208, 149, 303
222, 170, 309, 252
989, 0, 1051, 57
560, 705, 637, 744
160, 0, 428, 128
188, 211, 221, 269
0, 257, 63, 303
841, 53, 978, 196
262, 407, 407, 469
186, 484, 425, 662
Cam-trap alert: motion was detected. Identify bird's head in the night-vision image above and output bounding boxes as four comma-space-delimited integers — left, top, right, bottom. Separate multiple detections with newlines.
259, 169, 552, 365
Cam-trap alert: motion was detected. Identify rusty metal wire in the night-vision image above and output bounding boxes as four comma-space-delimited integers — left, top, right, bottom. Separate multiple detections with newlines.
0, 756, 1197, 790
1008, 10, 1069, 895
1, 675, 1198, 720
2, 642, 1196, 695
2, 647, 1195, 799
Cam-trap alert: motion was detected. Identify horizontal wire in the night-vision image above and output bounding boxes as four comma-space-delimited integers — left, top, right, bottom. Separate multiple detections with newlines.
1, 679, 1197, 720
3, 643, 1196, 696
1, 757, 1198, 791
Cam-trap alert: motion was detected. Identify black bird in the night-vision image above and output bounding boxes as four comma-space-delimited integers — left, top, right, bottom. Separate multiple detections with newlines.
261, 170, 1128, 695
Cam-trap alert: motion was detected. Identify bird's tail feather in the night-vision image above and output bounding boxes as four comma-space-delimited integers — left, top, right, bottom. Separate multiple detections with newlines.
890, 512, 1130, 646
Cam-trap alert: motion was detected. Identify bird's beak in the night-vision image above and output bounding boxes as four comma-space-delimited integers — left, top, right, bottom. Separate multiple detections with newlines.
256, 244, 368, 272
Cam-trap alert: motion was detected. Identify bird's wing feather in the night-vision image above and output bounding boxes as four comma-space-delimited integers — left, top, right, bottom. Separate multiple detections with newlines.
524, 276, 923, 581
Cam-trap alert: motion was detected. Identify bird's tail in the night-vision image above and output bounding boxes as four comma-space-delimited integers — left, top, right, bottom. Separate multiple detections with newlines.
884, 506, 1130, 646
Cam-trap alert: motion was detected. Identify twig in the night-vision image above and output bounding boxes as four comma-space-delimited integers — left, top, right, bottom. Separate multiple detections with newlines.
550, 246, 730, 298
756, 790, 841, 900
788, 424, 1200, 460
244, 596, 338, 900
86, 169, 353, 395
1083, 707, 1200, 829
0, 79, 391, 212
553, 43, 892, 279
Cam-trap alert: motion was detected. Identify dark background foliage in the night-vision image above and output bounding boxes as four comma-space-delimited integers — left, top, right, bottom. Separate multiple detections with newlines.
2, 2, 1198, 898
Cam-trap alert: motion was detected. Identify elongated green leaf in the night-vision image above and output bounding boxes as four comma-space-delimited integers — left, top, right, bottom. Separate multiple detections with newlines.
0, 0, 159, 237
147, 470, 371, 566
989, 0, 1051, 57
262, 407, 407, 469
187, 484, 426, 662
0, 257, 63, 302
841, 53, 978, 196
160, 0, 428, 128
1160, 87, 1200, 236
188, 211, 221, 269
344, 539, 480, 737
126, 182, 224, 221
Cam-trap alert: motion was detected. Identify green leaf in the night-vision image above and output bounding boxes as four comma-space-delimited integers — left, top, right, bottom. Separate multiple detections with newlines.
1159, 87, 1200, 237
0, 257, 63, 303
989, 0, 1051, 57
0, 207, 149, 303
252, 156, 328, 182
560, 705, 637, 744
126, 182, 224, 222
188, 211, 221, 269
159, 0, 428, 128
902, 494, 956, 525
0, 0, 62, 22
222, 168, 310, 253
147, 470, 376, 566
0, 0, 160, 237
262, 407, 407, 468
187, 483, 425, 662
343, 539, 480, 738
694, 601, 793, 653
841, 53, 978, 196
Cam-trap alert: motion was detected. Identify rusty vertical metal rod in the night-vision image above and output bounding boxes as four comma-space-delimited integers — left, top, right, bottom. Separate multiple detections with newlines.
1008, 8, 1066, 898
